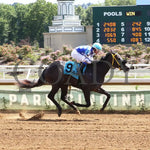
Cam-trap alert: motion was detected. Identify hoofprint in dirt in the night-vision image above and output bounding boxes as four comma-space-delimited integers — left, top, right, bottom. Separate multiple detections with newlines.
0, 113, 150, 150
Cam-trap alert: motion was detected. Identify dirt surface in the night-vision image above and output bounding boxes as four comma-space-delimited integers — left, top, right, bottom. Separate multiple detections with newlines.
0, 112, 150, 150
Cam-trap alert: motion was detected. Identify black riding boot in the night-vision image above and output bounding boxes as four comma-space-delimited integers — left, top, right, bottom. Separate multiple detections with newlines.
80, 63, 86, 73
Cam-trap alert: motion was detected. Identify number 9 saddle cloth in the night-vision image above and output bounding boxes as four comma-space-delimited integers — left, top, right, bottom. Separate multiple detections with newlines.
64, 61, 86, 79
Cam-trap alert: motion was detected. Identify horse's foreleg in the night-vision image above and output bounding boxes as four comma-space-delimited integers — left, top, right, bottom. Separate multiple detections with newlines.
61, 86, 80, 114
48, 86, 62, 117
94, 88, 110, 111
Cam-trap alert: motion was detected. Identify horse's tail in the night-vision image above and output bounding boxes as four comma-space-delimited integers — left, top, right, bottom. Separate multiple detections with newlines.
17, 78, 44, 89
17, 70, 46, 89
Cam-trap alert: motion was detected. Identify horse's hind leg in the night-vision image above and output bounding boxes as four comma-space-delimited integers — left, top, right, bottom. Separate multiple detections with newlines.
60, 86, 80, 114
72, 88, 91, 107
48, 85, 62, 117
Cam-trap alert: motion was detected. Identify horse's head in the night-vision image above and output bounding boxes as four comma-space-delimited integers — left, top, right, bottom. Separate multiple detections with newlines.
111, 51, 129, 72
102, 51, 129, 72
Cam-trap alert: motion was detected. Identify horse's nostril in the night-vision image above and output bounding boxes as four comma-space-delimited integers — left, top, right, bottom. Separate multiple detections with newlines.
126, 67, 130, 71
130, 66, 134, 69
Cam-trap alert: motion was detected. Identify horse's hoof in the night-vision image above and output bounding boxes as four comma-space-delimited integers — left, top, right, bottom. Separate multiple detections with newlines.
58, 109, 62, 117
58, 112, 62, 117
71, 101, 75, 105
76, 110, 81, 115
100, 109, 104, 112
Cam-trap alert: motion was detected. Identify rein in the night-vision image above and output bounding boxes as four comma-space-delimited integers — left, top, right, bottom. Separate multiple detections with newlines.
111, 53, 121, 70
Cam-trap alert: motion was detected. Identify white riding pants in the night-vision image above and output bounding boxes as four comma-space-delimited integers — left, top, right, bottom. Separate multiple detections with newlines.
71, 49, 92, 64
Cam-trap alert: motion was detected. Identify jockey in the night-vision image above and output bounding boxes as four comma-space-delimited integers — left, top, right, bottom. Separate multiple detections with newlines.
71, 42, 102, 72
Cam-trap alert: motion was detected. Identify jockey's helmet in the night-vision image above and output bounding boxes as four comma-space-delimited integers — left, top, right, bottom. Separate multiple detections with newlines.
92, 43, 102, 51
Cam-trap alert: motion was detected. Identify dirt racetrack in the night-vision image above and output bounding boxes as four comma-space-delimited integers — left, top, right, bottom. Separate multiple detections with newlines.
0, 112, 150, 150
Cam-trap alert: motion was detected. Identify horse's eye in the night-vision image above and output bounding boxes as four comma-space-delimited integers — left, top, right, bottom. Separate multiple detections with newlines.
122, 60, 127, 64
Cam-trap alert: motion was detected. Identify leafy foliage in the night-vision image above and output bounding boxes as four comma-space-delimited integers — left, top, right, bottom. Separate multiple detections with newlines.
105, 0, 136, 6
0, 0, 136, 46
96, 43, 150, 64
0, 43, 149, 65
75, 0, 136, 26
0, 0, 57, 47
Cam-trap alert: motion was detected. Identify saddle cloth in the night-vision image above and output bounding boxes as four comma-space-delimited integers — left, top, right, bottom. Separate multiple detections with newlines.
64, 61, 86, 79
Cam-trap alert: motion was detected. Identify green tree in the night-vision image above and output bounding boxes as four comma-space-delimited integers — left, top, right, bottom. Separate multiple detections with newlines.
13, 3, 29, 43
0, 18, 9, 44
84, 6, 93, 25
105, 0, 136, 6
75, 6, 85, 25
84, 4, 102, 26
75, 4, 102, 26
0, 4, 17, 44
0, 0, 57, 46
25, 0, 57, 46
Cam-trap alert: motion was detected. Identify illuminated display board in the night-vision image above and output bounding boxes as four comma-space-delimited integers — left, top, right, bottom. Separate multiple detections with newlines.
93, 5, 150, 44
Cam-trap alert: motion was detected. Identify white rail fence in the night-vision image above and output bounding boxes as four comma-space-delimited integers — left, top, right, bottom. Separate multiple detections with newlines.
0, 64, 150, 85
0, 65, 47, 80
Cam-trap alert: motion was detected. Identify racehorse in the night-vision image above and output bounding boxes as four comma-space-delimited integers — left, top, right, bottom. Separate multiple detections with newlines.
17, 51, 129, 116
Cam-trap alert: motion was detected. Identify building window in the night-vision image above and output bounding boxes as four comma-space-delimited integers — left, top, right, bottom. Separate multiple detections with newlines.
62, 4, 67, 15
68, 4, 73, 15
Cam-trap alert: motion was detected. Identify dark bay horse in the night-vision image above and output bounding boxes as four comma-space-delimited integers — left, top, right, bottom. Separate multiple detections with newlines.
18, 51, 129, 116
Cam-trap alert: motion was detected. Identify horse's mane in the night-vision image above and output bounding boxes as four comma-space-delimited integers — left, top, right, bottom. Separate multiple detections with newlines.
98, 52, 112, 63
87, 52, 112, 66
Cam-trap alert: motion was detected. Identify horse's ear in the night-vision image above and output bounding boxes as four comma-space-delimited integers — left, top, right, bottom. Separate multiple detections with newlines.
102, 52, 111, 60
106, 52, 111, 57
110, 50, 115, 54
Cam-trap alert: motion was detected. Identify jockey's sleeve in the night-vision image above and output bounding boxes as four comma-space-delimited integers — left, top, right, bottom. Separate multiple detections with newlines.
85, 49, 90, 56
85, 47, 92, 56
88, 55, 94, 61
76, 46, 91, 56
76, 47, 85, 55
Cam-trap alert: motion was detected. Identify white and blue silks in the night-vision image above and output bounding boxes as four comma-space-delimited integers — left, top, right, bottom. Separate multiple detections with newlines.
71, 45, 94, 64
